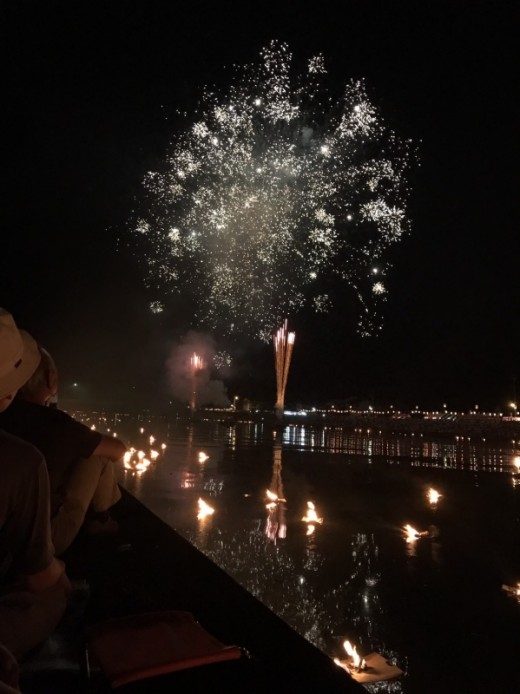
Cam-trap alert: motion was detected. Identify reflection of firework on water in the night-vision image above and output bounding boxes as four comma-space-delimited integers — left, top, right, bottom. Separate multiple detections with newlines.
274, 320, 295, 416
131, 42, 414, 340
265, 444, 287, 542
185, 525, 328, 649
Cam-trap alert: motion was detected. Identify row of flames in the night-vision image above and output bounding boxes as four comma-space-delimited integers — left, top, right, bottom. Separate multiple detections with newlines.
122, 432, 167, 475
89, 424, 167, 476
103, 421, 520, 685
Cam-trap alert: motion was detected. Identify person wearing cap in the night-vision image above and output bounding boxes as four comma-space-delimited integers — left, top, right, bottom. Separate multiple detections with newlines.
0, 347, 127, 556
0, 308, 70, 691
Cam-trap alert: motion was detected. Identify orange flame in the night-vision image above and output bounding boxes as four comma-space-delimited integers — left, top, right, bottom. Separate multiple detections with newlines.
302, 501, 323, 525
404, 523, 428, 542
341, 640, 367, 671
427, 488, 442, 505
197, 498, 215, 520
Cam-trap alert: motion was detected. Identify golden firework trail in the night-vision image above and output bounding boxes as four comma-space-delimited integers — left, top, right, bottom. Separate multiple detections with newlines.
273, 319, 295, 418
190, 352, 204, 412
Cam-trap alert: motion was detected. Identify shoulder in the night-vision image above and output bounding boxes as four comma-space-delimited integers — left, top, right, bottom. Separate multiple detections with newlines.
0, 429, 45, 474
0, 429, 43, 460
28, 405, 92, 434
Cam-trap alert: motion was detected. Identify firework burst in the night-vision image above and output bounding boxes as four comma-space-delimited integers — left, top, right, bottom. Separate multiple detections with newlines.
132, 42, 414, 340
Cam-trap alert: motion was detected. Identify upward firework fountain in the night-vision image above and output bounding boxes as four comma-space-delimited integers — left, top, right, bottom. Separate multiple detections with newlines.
190, 352, 204, 413
273, 320, 295, 420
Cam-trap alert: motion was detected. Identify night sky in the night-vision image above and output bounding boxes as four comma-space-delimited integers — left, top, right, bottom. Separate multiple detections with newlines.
2, 1, 518, 411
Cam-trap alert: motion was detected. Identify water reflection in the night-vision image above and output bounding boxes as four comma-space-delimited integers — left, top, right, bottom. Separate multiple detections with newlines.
281, 424, 517, 472
116, 418, 520, 693
265, 442, 287, 542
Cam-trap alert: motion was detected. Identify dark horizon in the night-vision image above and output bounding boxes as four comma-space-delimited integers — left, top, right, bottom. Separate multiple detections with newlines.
2, 1, 519, 412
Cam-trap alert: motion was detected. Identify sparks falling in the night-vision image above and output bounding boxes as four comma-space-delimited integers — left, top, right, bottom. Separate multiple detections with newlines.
131, 42, 414, 340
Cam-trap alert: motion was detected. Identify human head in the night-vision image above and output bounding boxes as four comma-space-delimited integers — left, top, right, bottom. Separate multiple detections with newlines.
0, 308, 41, 412
16, 347, 58, 406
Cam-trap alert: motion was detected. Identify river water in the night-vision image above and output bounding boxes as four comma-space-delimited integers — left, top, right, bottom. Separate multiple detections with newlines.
116, 418, 520, 694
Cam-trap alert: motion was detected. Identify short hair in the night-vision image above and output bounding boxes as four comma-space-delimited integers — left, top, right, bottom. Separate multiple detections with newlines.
16, 347, 56, 399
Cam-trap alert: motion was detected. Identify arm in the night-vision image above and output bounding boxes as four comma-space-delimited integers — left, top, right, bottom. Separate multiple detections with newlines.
92, 434, 127, 462
10, 444, 70, 594
25, 558, 70, 594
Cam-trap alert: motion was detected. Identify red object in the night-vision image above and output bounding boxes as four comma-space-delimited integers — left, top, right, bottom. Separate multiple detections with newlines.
87, 610, 243, 688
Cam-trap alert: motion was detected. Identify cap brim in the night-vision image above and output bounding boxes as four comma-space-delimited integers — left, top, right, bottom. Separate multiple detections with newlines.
0, 330, 41, 399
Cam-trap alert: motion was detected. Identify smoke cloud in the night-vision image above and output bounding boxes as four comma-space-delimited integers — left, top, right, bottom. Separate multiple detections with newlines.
166, 331, 230, 407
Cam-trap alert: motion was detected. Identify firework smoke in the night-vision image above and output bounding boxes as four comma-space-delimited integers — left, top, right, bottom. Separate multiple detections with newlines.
132, 42, 414, 341
166, 331, 230, 409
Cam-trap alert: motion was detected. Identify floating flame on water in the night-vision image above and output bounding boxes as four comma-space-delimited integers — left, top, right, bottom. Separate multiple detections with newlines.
274, 320, 295, 418
131, 42, 414, 340
265, 487, 286, 511
198, 451, 209, 463
302, 501, 323, 536
122, 432, 165, 476
123, 448, 153, 475
427, 488, 442, 505
197, 497, 215, 520
502, 582, 520, 603
403, 524, 428, 543
513, 456, 520, 471
265, 488, 278, 511
302, 501, 323, 525
333, 640, 367, 673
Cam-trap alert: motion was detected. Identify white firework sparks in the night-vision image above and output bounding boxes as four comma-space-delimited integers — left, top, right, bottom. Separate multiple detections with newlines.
213, 350, 232, 371
132, 42, 414, 340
